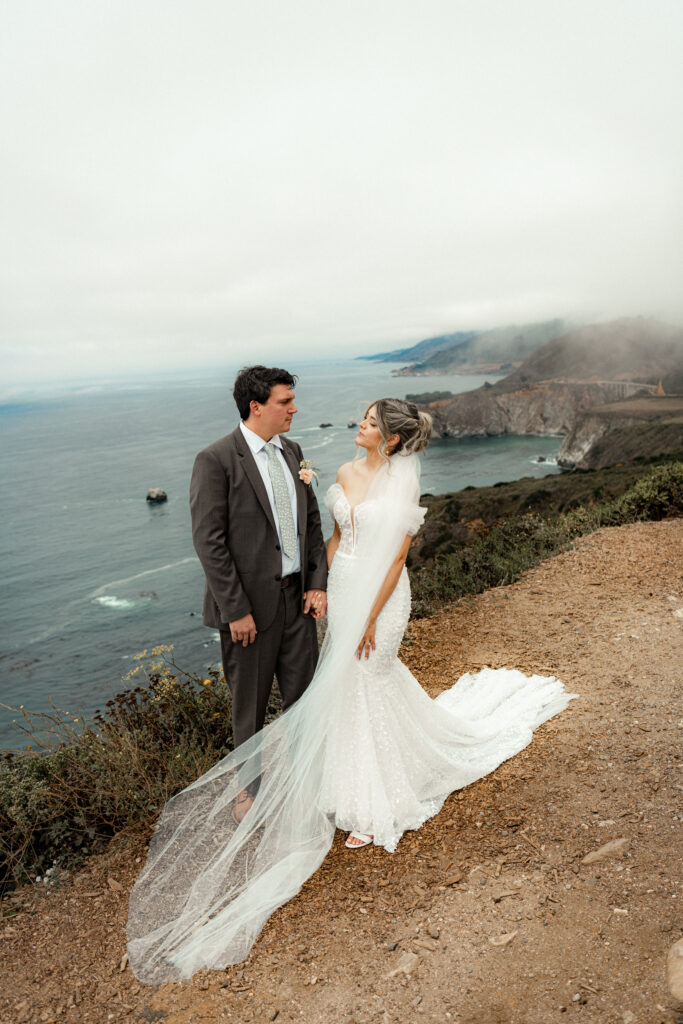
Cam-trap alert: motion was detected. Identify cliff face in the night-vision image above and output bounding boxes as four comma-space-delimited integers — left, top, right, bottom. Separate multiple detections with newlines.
426, 382, 627, 439
557, 397, 683, 468
557, 416, 611, 467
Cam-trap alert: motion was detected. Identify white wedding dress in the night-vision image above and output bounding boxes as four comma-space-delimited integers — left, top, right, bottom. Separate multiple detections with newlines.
127, 456, 575, 983
319, 482, 574, 852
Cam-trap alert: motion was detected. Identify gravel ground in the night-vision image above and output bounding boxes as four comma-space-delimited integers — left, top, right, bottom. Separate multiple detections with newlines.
2, 518, 682, 1024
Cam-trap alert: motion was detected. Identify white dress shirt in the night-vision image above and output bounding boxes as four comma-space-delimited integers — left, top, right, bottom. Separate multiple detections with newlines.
239, 421, 301, 576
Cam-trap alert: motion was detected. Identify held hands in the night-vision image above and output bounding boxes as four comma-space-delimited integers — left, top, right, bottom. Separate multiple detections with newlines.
303, 589, 327, 619
357, 619, 377, 660
230, 591, 326, 646
229, 613, 257, 647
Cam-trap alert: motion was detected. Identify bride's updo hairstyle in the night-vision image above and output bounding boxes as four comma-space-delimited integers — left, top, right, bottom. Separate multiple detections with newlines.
370, 398, 433, 459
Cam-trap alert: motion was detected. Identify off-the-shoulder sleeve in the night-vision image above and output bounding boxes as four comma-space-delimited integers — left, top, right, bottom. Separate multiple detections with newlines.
325, 483, 341, 520
406, 504, 427, 536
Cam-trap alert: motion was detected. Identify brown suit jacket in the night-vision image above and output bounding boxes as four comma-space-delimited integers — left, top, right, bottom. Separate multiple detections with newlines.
190, 426, 328, 631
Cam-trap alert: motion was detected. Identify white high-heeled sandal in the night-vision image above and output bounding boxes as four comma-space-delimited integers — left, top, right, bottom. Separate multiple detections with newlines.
345, 831, 373, 849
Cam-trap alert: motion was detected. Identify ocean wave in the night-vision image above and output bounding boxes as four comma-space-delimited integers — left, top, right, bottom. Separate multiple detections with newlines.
89, 557, 198, 599
302, 435, 340, 451
94, 595, 145, 611
529, 456, 558, 466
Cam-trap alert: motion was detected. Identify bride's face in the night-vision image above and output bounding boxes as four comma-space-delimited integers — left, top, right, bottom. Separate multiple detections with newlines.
356, 405, 384, 452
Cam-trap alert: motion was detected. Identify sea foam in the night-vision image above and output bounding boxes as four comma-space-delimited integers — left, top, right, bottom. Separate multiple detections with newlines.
94, 595, 142, 610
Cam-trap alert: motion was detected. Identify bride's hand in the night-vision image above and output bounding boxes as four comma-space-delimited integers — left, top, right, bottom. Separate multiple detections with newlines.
357, 620, 376, 660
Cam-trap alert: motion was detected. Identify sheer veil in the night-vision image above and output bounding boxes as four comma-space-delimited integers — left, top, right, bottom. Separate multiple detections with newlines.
127, 453, 426, 983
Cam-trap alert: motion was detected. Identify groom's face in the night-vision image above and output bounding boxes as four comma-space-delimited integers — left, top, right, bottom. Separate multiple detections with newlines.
257, 384, 297, 438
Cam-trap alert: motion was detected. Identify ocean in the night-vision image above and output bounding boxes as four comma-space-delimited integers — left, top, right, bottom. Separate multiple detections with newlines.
0, 359, 563, 750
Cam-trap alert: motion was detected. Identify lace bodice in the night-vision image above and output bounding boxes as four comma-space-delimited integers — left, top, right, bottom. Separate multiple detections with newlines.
326, 481, 425, 556
326, 482, 377, 556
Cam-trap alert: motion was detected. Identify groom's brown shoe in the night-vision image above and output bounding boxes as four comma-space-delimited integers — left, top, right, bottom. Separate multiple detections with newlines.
231, 789, 254, 825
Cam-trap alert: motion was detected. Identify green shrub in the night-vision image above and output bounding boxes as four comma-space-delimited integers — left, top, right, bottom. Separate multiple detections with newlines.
605, 463, 683, 524
0, 648, 282, 892
410, 462, 682, 617
444, 499, 462, 522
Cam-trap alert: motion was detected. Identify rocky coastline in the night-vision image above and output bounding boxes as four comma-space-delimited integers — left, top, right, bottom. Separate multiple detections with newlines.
423, 381, 628, 444
420, 387, 683, 470
407, 318, 683, 469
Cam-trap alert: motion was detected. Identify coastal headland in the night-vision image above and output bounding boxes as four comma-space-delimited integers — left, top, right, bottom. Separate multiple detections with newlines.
2, 517, 681, 1023
395, 317, 683, 470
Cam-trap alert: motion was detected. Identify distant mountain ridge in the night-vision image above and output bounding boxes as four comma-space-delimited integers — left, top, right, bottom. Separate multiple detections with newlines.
358, 331, 478, 365
495, 317, 683, 390
359, 319, 571, 374
394, 319, 571, 375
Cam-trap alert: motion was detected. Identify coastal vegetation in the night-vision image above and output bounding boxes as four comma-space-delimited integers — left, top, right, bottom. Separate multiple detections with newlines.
410, 460, 682, 616
412, 452, 683, 565
0, 460, 681, 894
0, 652, 282, 895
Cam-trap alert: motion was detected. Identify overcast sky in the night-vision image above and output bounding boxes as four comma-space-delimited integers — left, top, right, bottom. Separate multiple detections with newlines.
1, 0, 682, 385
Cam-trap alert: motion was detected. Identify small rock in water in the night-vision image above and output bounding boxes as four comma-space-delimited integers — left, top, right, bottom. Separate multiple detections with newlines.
319, 422, 332, 429
146, 488, 168, 503
667, 937, 683, 1000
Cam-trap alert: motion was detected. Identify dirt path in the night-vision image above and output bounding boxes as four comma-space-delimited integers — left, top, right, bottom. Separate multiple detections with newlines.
2, 519, 682, 1024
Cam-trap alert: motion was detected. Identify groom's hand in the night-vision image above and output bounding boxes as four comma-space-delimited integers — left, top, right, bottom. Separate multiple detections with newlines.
229, 613, 257, 647
303, 589, 327, 619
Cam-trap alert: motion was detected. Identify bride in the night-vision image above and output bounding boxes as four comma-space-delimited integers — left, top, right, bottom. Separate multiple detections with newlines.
127, 398, 575, 983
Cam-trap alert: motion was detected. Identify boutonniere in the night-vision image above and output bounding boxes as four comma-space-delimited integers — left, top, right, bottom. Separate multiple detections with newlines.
298, 459, 319, 486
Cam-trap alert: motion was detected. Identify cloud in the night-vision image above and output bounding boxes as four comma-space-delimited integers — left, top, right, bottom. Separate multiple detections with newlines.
1, 0, 682, 382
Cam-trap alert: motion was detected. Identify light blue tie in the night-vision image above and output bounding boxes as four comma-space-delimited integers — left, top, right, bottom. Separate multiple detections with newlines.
264, 443, 297, 559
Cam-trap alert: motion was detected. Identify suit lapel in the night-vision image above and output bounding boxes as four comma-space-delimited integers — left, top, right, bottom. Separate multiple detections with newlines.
233, 427, 278, 536
281, 439, 306, 540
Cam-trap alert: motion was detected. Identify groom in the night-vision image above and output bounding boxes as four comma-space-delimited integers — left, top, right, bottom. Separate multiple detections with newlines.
190, 365, 328, 820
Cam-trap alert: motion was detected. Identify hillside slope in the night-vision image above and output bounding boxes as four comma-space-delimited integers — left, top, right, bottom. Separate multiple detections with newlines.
411, 455, 683, 566
3, 520, 681, 1024
498, 317, 683, 390
360, 331, 477, 364
393, 319, 568, 375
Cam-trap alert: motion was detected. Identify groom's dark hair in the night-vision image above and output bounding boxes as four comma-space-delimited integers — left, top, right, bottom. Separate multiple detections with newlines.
233, 365, 298, 420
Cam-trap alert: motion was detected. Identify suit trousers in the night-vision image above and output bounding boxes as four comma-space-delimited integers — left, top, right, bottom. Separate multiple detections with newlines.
220, 577, 319, 770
